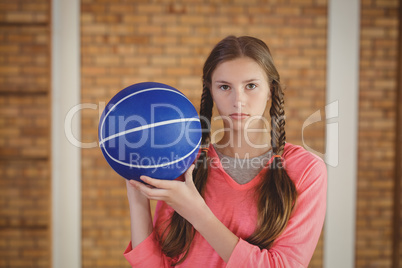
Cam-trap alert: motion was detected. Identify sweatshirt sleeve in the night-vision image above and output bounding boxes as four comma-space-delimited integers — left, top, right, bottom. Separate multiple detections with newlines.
226, 158, 327, 268
123, 201, 175, 267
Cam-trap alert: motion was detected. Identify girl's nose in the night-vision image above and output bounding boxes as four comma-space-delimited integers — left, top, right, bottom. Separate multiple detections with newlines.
233, 88, 245, 108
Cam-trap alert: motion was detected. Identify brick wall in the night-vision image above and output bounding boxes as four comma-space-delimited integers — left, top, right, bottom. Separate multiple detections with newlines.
81, 0, 327, 267
356, 0, 400, 267
0, 0, 51, 267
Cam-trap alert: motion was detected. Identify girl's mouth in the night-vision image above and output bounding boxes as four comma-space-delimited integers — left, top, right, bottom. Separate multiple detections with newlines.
229, 113, 250, 120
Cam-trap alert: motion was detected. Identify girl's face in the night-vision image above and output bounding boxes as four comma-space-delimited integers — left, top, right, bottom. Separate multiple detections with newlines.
210, 57, 271, 131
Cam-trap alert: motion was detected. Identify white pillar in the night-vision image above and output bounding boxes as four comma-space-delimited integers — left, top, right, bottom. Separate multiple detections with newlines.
324, 0, 360, 267
51, 0, 81, 267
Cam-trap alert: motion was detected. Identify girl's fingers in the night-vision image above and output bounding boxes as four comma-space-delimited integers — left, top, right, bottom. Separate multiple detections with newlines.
128, 179, 140, 188
140, 175, 176, 189
134, 179, 169, 200
131, 179, 149, 188
140, 175, 160, 187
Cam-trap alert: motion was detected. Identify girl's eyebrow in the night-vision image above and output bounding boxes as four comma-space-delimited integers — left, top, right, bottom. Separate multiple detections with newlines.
214, 79, 261, 84
214, 80, 231, 84
243, 78, 261, 83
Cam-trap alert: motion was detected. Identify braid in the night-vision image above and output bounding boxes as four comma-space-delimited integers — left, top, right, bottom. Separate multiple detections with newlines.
269, 79, 286, 156
199, 83, 213, 146
193, 83, 213, 192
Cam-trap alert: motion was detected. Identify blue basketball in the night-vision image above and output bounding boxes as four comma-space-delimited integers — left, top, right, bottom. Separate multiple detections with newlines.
98, 82, 202, 181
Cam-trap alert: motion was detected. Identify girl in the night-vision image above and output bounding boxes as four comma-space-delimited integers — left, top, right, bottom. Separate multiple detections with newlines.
124, 36, 327, 267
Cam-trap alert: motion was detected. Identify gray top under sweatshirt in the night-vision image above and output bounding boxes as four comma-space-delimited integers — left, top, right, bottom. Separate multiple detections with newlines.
213, 144, 273, 185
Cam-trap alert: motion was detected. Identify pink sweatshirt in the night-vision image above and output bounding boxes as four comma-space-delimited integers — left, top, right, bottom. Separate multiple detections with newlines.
124, 143, 327, 267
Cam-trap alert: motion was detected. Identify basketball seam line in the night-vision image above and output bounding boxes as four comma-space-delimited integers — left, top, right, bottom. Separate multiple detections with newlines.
99, 118, 200, 146
99, 87, 187, 142
101, 136, 201, 169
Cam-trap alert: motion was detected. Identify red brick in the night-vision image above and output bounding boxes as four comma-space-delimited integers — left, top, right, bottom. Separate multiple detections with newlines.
137, 4, 165, 13
275, 6, 302, 15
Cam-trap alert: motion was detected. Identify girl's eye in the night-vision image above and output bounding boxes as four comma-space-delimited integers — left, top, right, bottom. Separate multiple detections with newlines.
219, 85, 230, 91
246, 83, 256, 90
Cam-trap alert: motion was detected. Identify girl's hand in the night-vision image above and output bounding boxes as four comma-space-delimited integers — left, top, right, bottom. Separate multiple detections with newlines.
131, 165, 239, 262
129, 164, 210, 226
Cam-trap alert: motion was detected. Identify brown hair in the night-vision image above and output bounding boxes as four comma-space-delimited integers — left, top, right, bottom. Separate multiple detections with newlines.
158, 36, 297, 264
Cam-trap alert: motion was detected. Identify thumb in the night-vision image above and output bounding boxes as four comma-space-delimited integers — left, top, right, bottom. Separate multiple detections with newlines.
184, 164, 195, 185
